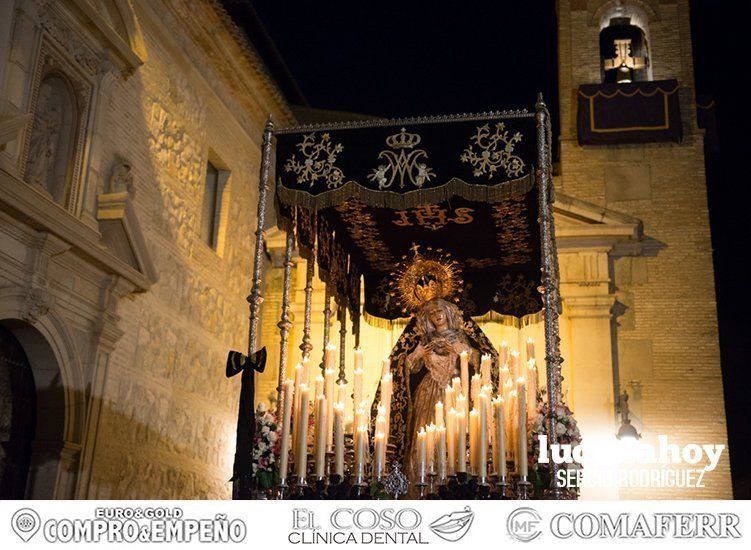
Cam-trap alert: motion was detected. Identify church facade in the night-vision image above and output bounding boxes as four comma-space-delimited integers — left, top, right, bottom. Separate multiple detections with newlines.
0, 0, 731, 500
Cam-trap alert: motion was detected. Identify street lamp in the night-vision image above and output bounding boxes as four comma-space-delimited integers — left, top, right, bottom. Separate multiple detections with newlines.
616, 390, 641, 441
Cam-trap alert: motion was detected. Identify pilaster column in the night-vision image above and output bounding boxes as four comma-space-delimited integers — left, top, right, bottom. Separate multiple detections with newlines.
559, 248, 618, 499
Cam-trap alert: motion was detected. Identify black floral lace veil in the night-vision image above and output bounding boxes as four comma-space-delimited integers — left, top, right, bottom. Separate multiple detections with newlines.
370, 311, 499, 466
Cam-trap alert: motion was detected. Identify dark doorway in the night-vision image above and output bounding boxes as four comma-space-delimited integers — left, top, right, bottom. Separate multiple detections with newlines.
0, 325, 37, 499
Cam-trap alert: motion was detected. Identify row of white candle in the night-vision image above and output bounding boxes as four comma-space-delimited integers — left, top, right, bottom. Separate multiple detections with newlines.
416, 375, 529, 481
278, 344, 394, 484
278, 338, 538, 483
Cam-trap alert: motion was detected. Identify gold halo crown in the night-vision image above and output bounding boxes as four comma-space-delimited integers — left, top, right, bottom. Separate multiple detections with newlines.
390, 245, 463, 314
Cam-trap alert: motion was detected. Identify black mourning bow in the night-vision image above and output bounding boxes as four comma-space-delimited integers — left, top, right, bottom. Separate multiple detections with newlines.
226, 347, 266, 499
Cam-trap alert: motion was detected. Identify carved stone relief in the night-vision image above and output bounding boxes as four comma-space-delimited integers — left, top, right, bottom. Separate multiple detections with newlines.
107, 158, 134, 195
148, 103, 203, 188
24, 39, 93, 213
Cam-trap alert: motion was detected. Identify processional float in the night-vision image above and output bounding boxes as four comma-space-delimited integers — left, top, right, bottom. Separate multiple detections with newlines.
229, 95, 569, 500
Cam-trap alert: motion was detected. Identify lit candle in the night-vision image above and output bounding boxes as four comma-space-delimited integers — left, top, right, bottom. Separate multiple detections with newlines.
510, 351, 520, 380
354, 405, 367, 474
381, 356, 391, 378
435, 401, 445, 427
335, 381, 347, 409
376, 411, 388, 467
456, 410, 467, 473
380, 372, 393, 446
507, 389, 518, 463
526, 337, 535, 362
499, 363, 511, 396
295, 385, 310, 481
526, 359, 538, 415
324, 367, 336, 448
470, 373, 481, 408
355, 425, 367, 484
478, 393, 488, 479
417, 427, 427, 484
314, 374, 325, 399
480, 354, 491, 387
499, 340, 509, 370
469, 408, 479, 475
353, 366, 364, 409
452, 376, 462, 398
492, 396, 506, 477
292, 363, 303, 453
459, 350, 469, 398
301, 357, 311, 387
426, 423, 436, 475
456, 393, 467, 427
436, 424, 447, 482
279, 378, 294, 484
333, 401, 345, 476
444, 385, 454, 412
373, 432, 385, 479
354, 347, 364, 371
325, 343, 337, 371
446, 408, 456, 476
516, 377, 528, 478
314, 395, 327, 478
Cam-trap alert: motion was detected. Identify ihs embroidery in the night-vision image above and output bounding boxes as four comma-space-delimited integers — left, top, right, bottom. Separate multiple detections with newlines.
392, 205, 475, 231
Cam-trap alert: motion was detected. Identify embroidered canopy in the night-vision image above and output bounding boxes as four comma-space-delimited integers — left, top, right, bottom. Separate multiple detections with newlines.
273, 110, 543, 325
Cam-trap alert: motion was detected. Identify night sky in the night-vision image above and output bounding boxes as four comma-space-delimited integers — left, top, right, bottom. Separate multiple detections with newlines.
240, 0, 748, 497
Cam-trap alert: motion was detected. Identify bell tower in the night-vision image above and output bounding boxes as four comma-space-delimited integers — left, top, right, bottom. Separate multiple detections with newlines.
556, 0, 731, 497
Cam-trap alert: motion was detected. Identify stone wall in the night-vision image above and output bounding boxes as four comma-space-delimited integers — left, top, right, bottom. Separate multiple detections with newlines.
0, 0, 292, 498
86, 0, 291, 499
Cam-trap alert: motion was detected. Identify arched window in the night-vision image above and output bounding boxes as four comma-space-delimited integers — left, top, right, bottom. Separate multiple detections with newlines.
26, 74, 79, 206
598, 5, 652, 84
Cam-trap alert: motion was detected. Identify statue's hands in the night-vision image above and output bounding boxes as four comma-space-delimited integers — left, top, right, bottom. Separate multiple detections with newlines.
427, 338, 453, 356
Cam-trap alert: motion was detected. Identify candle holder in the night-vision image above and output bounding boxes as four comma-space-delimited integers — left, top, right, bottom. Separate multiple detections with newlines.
276, 478, 290, 500
427, 472, 438, 495
516, 476, 532, 500
495, 475, 513, 499
477, 482, 492, 500
291, 475, 313, 499
312, 478, 327, 499
348, 479, 370, 499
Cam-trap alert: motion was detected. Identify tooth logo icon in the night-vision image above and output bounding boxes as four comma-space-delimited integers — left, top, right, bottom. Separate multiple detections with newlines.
429, 506, 475, 542
11, 508, 40, 542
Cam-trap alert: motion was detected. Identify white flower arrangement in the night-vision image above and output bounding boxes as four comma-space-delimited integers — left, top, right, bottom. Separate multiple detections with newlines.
252, 403, 281, 489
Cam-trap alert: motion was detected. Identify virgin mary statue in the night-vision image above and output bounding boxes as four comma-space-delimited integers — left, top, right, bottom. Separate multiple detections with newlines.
371, 249, 499, 478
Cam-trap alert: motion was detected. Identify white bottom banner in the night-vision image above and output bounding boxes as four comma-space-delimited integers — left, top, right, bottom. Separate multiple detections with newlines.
1, 499, 747, 549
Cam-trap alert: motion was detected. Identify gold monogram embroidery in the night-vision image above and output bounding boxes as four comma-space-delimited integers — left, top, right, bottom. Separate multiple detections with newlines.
392, 205, 475, 231
369, 128, 436, 190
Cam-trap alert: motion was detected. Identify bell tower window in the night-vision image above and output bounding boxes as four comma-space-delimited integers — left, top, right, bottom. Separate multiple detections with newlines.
599, 16, 650, 83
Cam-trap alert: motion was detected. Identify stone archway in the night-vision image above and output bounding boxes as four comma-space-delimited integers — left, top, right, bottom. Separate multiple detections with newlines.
0, 319, 69, 499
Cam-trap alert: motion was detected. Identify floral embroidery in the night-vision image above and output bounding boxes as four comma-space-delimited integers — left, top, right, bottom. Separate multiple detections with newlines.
284, 132, 344, 188
460, 122, 525, 179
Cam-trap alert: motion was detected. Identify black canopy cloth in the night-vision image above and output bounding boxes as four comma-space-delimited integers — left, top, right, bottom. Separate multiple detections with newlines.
273, 111, 543, 326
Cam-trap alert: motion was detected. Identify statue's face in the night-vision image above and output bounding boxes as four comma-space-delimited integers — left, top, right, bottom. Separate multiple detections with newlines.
426, 303, 448, 331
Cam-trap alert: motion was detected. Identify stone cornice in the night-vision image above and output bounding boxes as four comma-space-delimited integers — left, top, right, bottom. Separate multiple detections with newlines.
554, 193, 643, 253
0, 169, 152, 292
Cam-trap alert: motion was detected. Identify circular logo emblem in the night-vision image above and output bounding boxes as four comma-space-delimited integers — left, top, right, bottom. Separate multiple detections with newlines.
12, 508, 41, 542
507, 507, 542, 542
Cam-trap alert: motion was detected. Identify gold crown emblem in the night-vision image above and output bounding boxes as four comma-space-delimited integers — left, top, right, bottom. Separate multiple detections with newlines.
385, 128, 421, 149
390, 245, 463, 314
